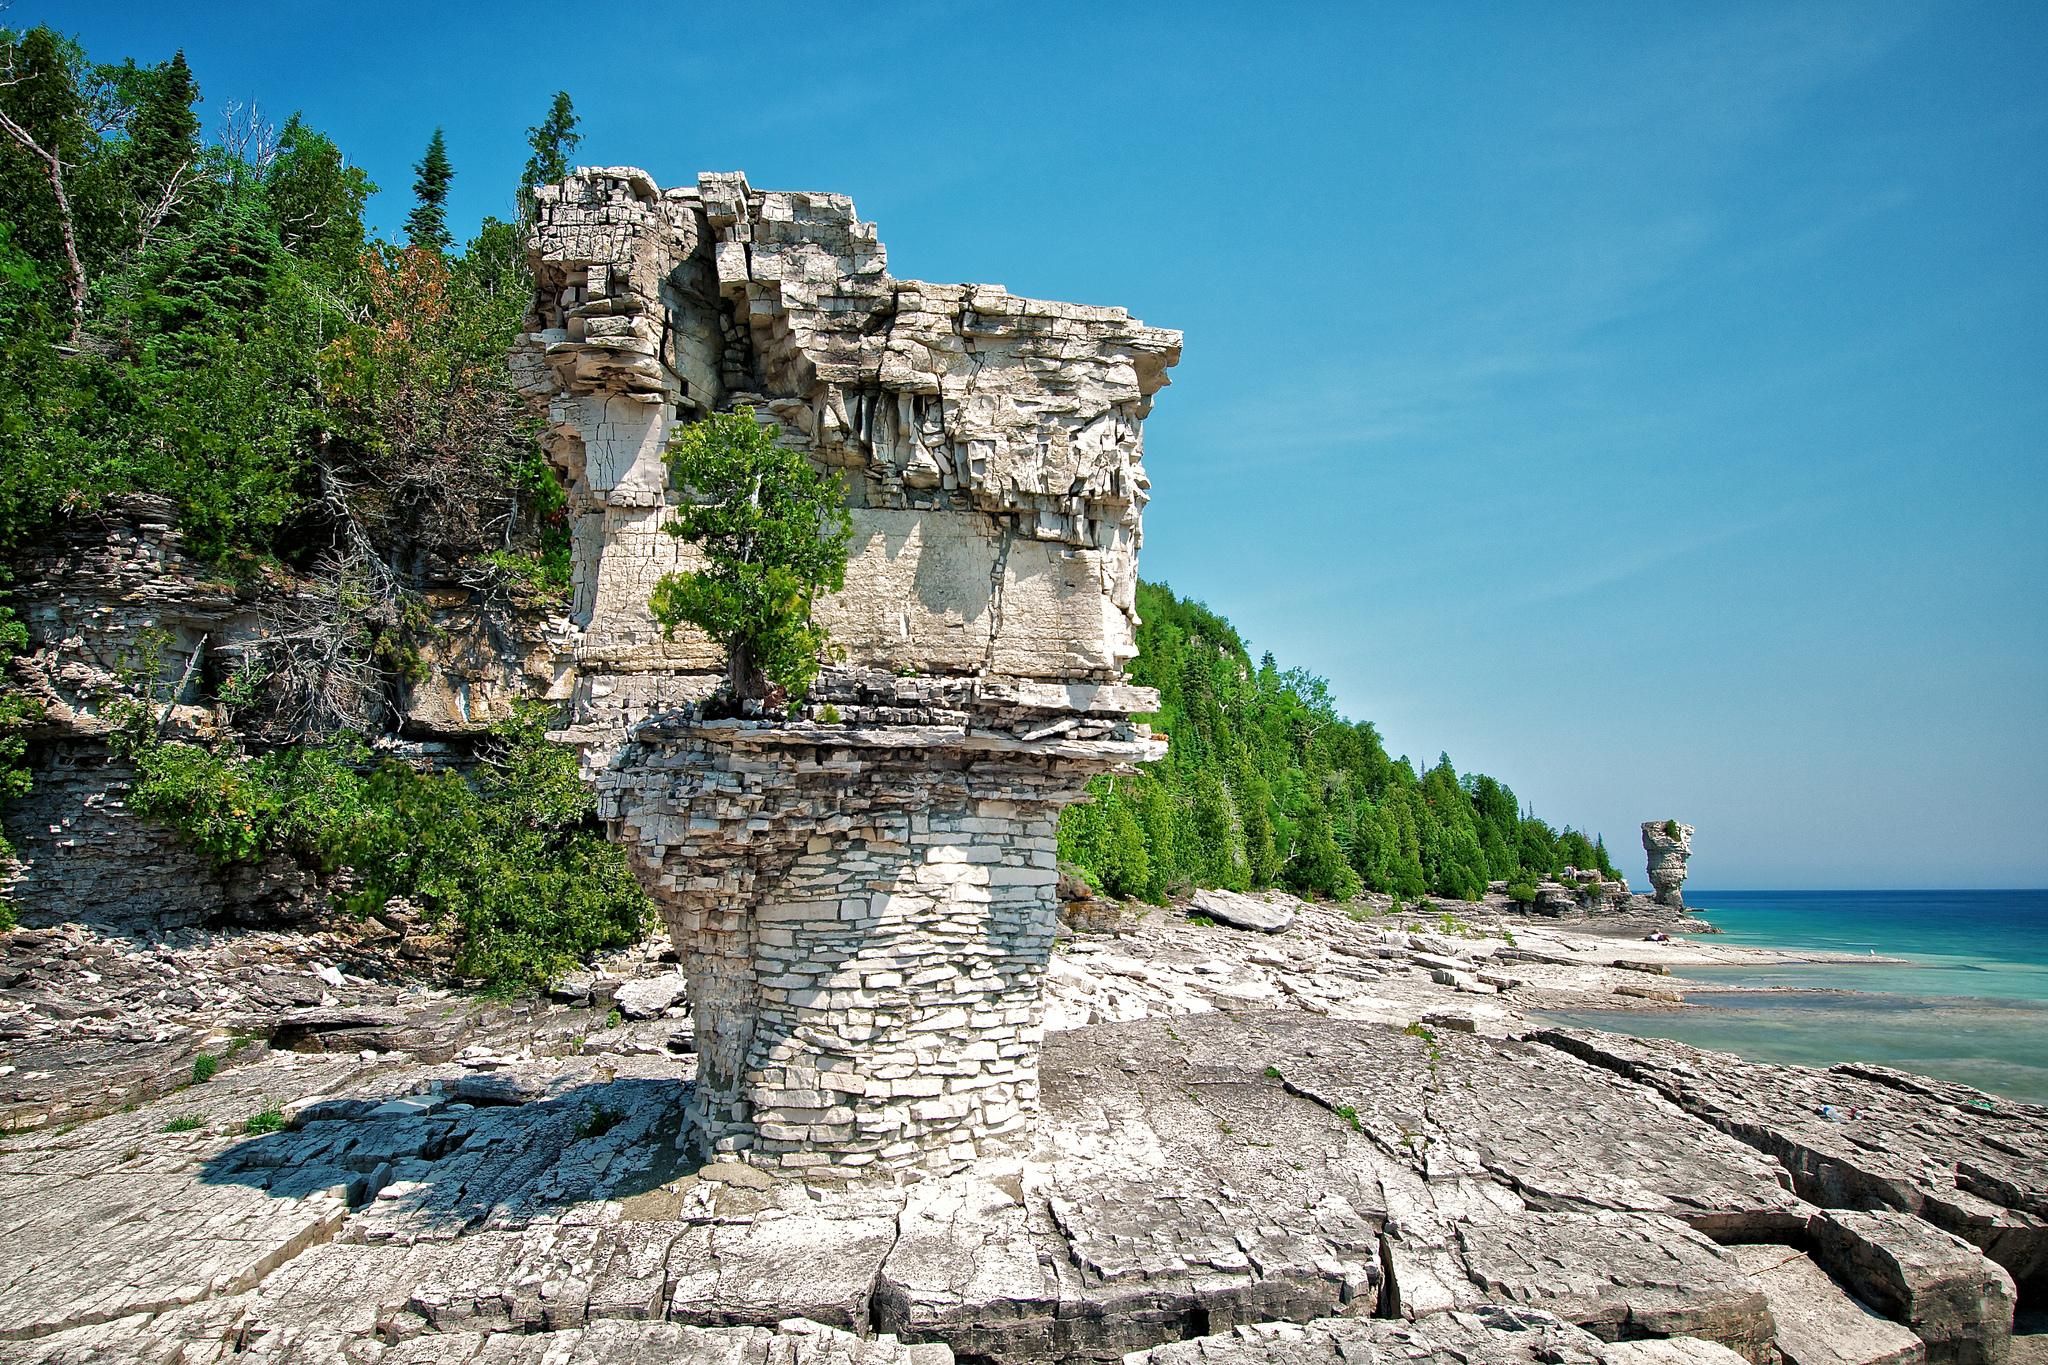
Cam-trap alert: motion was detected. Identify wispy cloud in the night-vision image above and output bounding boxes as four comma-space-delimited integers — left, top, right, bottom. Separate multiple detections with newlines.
1178, 7, 1930, 476
1501, 499, 1815, 608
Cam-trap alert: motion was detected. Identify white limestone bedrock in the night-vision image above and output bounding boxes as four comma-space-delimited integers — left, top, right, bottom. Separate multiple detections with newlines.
518, 169, 1180, 1176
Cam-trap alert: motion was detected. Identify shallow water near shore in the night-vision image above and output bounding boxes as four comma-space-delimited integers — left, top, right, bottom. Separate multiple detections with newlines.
1538, 889, 2048, 1103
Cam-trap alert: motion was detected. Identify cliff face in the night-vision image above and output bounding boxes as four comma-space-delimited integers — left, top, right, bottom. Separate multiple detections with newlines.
0, 498, 315, 927
518, 168, 1181, 1176
0, 494, 575, 927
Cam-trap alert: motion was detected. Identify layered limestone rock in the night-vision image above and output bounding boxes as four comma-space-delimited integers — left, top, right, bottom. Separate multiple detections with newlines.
1643, 819, 1694, 908
517, 169, 1180, 1177
518, 168, 1180, 744
0, 495, 577, 928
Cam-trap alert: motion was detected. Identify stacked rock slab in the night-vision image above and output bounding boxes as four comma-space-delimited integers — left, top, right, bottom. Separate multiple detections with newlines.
1643, 820, 1694, 908
516, 169, 1180, 1177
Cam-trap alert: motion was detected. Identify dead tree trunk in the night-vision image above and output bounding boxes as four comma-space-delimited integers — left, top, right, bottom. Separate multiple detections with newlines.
0, 109, 86, 343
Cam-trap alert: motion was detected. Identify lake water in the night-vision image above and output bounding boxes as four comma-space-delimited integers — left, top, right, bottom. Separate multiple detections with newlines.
1537, 889, 2048, 1103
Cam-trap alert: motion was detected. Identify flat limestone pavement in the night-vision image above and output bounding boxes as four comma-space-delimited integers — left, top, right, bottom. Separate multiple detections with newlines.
2, 896, 2042, 1364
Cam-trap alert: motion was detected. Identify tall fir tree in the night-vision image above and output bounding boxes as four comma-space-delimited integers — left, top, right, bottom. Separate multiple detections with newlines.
128, 50, 200, 237
517, 92, 579, 220
404, 127, 453, 252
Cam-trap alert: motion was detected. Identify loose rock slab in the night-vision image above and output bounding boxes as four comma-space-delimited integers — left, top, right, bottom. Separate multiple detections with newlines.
1730, 1243, 1925, 1365
1189, 890, 1296, 934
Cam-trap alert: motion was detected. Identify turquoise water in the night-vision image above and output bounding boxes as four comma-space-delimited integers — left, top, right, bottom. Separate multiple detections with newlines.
1538, 889, 2048, 1103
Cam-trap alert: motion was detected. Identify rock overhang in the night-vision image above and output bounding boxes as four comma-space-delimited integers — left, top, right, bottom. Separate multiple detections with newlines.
518, 166, 1179, 1177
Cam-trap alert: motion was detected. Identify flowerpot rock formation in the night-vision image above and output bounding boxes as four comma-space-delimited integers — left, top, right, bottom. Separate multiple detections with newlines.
516, 168, 1180, 1177
1642, 820, 1694, 908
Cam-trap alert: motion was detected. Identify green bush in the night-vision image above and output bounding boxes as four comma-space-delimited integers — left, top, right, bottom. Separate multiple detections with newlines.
190, 1053, 218, 1084
119, 705, 652, 991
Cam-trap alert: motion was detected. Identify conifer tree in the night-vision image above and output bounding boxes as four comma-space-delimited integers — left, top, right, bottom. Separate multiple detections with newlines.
128, 50, 200, 238
517, 92, 578, 219
404, 127, 453, 252
651, 408, 852, 703
264, 114, 374, 279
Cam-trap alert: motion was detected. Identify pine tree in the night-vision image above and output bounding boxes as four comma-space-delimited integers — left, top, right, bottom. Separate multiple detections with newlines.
404, 127, 453, 253
517, 92, 579, 219
651, 408, 852, 702
128, 50, 200, 238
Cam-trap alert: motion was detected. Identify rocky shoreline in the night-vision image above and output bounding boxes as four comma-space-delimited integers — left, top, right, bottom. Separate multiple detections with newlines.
1, 890, 2040, 1365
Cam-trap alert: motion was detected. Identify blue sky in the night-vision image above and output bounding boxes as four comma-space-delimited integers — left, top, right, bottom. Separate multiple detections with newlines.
35, 1, 2048, 888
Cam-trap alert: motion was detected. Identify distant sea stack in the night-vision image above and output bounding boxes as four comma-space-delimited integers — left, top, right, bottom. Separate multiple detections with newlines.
1642, 820, 1694, 908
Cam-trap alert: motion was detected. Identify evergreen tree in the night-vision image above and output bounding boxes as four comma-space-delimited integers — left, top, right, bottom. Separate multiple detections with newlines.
264, 114, 374, 279
127, 50, 200, 237
1283, 793, 1360, 901
404, 127, 453, 252
517, 91, 579, 219
651, 408, 852, 702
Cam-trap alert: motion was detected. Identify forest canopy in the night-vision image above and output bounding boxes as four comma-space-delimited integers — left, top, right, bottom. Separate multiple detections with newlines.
1057, 581, 1617, 904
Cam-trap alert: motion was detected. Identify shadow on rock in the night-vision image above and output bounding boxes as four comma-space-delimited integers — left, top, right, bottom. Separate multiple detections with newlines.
198, 1075, 703, 1238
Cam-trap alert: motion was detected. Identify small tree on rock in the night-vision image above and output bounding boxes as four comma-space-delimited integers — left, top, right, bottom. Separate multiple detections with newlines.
517, 91, 578, 221
651, 408, 852, 707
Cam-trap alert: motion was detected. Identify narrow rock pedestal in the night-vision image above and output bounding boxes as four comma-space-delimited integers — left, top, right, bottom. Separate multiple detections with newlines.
1643, 820, 1695, 908
522, 167, 1181, 1179
600, 682, 1159, 1177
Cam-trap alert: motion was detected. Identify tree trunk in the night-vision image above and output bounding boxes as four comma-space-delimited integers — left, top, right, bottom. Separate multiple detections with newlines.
729, 639, 767, 705
0, 110, 86, 343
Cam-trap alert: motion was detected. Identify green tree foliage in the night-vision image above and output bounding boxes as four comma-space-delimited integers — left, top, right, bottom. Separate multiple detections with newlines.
0, 30, 572, 932
124, 49, 200, 238
652, 409, 853, 703
1058, 581, 1618, 904
264, 114, 375, 279
114, 707, 652, 989
404, 127, 453, 252
518, 91, 579, 219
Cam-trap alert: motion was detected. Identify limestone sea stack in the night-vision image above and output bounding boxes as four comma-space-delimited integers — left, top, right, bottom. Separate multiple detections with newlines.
1642, 819, 1694, 908
519, 168, 1181, 1180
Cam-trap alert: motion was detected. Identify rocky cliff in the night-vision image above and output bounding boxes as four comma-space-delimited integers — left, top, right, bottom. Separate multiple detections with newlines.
0, 493, 576, 928
515, 168, 1180, 1178
1644, 820, 1695, 908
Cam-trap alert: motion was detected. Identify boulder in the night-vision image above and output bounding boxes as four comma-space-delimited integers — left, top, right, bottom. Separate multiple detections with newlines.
1190, 888, 1296, 934
613, 972, 687, 1020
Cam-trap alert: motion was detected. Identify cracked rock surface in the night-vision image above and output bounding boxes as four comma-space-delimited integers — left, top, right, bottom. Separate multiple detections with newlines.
1534, 1027, 2046, 1307
1, 903, 2041, 1364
